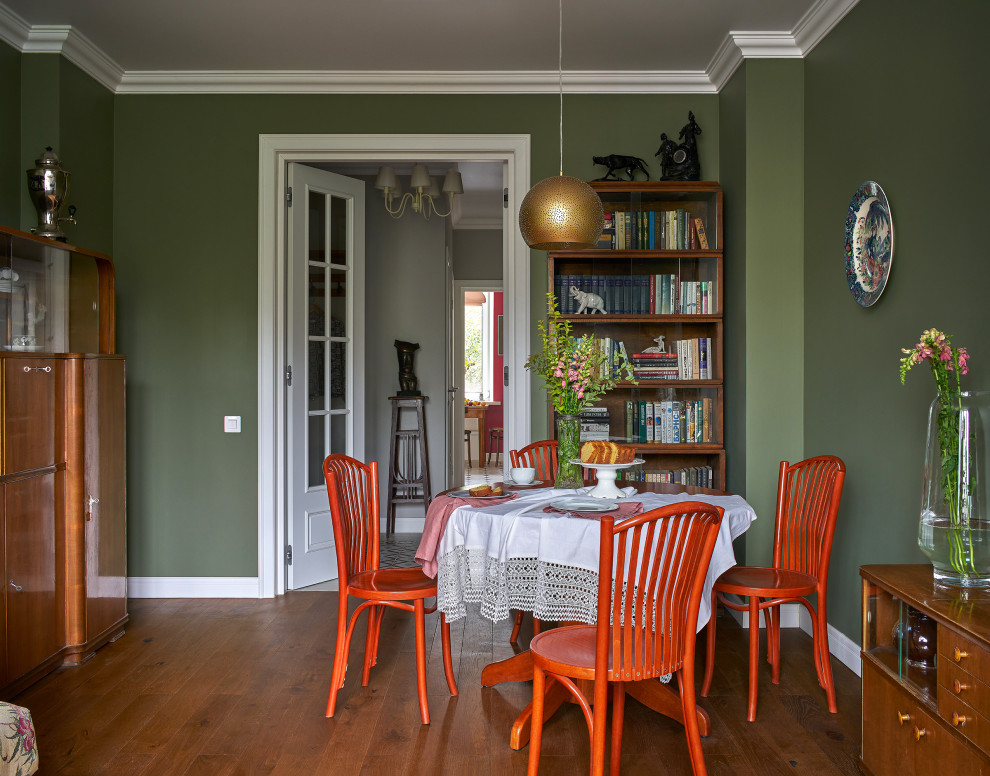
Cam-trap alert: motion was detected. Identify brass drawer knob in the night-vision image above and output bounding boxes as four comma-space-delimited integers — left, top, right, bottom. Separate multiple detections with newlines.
953, 712, 970, 727
955, 647, 970, 662
954, 679, 971, 694
914, 726, 927, 741
897, 712, 911, 725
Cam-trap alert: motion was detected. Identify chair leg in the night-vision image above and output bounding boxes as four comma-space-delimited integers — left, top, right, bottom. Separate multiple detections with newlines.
677, 668, 708, 776
766, 605, 781, 684
413, 599, 430, 725
327, 597, 352, 717
610, 681, 626, 776
816, 601, 838, 713
441, 613, 458, 696
701, 589, 718, 697
361, 604, 379, 686
527, 668, 547, 776
745, 596, 760, 721
532, 617, 543, 636
510, 610, 525, 643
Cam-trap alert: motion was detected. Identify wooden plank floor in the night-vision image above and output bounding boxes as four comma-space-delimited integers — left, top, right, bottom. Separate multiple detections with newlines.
13, 594, 865, 775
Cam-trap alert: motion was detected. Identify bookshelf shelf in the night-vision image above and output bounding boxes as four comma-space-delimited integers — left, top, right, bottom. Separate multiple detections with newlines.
548, 180, 725, 489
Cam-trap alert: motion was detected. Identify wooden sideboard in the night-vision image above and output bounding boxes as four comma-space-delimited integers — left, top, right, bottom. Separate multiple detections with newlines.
0, 226, 125, 698
861, 564, 990, 774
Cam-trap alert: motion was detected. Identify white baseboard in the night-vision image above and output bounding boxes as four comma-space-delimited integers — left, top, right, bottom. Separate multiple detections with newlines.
390, 517, 426, 533
128, 577, 261, 598
724, 601, 861, 678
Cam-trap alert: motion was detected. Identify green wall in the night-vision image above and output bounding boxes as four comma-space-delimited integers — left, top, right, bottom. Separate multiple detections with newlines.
0, 42, 19, 224
803, 0, 990, 640
111, 93, 718, 577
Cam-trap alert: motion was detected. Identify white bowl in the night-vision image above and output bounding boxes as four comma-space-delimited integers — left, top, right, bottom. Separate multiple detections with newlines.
510, 467, 536, 485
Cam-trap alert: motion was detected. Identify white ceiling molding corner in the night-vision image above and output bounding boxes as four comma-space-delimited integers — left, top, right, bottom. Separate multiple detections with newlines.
21, 23, 123, 92
706, 35, 746, 92
0, 2, 28, 51
731, 32, 804, 59
793, 0, 861, 55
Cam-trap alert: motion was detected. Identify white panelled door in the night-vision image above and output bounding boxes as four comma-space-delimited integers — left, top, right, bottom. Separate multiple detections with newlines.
287, 164, 365, 589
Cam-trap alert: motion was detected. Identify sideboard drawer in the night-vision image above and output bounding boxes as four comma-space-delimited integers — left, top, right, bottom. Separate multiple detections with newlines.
940, 659, 990, 718
941, 627, 990, 680
937, 689, 990, 753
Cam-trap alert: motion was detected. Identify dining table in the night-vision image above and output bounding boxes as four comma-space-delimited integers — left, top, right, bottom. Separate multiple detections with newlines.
417, 479, 758, 749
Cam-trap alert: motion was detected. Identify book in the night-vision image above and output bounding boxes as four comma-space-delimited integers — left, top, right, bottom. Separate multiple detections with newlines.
694, 217, 709, 249
645, 401, 654, 442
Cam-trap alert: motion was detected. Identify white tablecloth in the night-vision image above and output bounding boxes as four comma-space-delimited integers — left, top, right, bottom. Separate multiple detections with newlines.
435, 486, 757, 630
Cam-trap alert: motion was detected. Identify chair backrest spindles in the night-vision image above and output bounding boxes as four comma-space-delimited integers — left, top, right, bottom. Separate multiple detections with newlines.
600, 503, 723, 683
324, 455, 381, 590
773, 456, 845, 581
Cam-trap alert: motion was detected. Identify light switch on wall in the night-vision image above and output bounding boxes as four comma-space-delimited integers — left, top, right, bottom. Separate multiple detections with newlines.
224, 416, 241, 433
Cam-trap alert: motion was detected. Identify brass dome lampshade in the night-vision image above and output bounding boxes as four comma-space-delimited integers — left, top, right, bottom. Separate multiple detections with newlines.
518, 0, 604, 251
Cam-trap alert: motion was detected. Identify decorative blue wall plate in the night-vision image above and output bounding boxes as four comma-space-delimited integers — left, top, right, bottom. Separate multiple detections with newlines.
844, 181, 893, 307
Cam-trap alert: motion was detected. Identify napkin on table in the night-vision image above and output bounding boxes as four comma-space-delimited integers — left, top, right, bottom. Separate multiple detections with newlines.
414, 492, 518, 578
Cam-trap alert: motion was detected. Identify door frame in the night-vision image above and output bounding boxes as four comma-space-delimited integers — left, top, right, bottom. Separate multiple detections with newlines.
258, 134, 532, 597
451, 279, 502, 487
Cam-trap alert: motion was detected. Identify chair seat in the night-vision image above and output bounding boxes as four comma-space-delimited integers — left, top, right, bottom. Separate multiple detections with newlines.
715, 566, 818, 598
531, 624, 673, 682
348, 567, 438, 600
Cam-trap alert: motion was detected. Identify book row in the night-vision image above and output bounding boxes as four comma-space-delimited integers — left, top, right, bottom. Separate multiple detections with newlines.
625, 398, 715, 444
555, 274, 716, 315
610, 465, 716, 488
630, 337, 714, 380
598, 209, 710, 251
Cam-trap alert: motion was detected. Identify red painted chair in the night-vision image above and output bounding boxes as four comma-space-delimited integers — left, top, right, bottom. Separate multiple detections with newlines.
702, 455, 846, 722
323, 454, 458, 724
527, 502, 724, 776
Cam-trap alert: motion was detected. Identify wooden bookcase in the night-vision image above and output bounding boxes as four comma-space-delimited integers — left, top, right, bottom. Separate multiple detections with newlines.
860, 564, 990, 774
546, 181, 725, 488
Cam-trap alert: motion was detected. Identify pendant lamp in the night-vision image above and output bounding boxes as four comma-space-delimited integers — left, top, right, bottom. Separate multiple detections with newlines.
518, 0, 604, 251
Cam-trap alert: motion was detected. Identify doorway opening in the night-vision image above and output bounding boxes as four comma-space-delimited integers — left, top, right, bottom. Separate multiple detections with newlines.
257, 134, 532, 597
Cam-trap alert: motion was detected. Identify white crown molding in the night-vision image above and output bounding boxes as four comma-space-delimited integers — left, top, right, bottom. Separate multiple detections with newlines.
114, 69, 717, 95
0, 0, 861, 95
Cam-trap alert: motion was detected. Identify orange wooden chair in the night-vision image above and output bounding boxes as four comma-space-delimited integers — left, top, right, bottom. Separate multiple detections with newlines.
323, 454, 458, 724
509, 439, 558, 481
701, 455, 846, 722
527, 502, 724, 776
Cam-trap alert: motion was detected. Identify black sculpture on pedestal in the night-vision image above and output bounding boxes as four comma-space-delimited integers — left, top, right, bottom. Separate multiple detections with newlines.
394, 340, 421, 396
655, 111, 702, 181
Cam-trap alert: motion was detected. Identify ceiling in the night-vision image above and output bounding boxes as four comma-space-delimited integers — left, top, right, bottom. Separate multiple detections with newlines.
0, 0, 858, 226
0, 0, 858, 93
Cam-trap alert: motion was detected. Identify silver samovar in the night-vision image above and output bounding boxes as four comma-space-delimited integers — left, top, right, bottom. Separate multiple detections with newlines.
26, 147, 76, 241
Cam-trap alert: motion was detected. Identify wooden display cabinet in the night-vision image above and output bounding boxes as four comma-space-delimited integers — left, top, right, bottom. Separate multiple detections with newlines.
547, 181, 725, 488
861, 564, 990, 774
0, 226, 125, 698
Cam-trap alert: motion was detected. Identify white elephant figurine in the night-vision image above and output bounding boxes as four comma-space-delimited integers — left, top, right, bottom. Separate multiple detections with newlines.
569, 285, 606, 314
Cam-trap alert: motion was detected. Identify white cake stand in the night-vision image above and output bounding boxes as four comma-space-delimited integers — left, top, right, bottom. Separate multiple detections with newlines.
570, 458, 645, 499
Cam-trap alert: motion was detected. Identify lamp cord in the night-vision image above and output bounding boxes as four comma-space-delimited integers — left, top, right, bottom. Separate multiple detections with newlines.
558, 0, 563, 176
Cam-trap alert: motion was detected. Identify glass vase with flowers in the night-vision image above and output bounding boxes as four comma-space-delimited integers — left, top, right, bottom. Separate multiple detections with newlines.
900, 328, 990, 586
525, 293, 635, 488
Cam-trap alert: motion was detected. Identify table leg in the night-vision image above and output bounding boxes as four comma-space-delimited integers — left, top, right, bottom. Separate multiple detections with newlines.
483, 649, 710, 748
478, 414, 486, 468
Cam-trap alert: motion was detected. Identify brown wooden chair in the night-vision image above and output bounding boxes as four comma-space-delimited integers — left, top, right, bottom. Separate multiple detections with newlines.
323, 454, 458, 724
526, 502, 724, 776
701, 455, 846, 722
507, 440, 559, 642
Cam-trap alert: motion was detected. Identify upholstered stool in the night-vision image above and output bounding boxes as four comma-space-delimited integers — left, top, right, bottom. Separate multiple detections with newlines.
487, 426, 503, 464
0, 703, 38, 775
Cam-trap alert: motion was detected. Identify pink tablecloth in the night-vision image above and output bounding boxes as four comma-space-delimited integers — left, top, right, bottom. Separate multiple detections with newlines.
415, 492, 518, 577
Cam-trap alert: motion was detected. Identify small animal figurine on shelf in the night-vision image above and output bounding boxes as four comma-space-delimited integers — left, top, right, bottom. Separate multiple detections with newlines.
569, 285, 606, 314
655, 111, 702, 181
642, 335, 666, 353
591, 154, 650, 182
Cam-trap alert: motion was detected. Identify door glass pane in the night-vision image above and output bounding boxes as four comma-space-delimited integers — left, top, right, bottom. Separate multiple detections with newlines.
329, 269, 346, 336
308, 191, 326, 261
308, 413, 327, 488
330, 195, 346, 263
330, 413, 347, 457
308, 265, 326, 337
308, 340, 326, 411
330, 340, 346, 410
